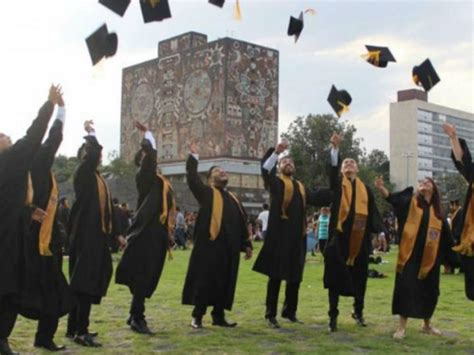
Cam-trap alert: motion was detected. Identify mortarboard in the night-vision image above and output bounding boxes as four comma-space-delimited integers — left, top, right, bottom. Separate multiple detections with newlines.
140, 0, 172, 23
363, 45, 396, 68
327, 85, 352, 118
85, 24, 118, 66
99, 0, 131, 17
412, 58, 440, 92
209, 0, 225, 7
288, 12, 304, 43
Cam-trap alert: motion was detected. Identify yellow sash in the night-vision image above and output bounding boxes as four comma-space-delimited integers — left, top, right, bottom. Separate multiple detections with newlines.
453, 184, 474, 256
337, 177, 368, 265
157, 174, 176, 233
209, 188, 245, 241
25, 172, 34, 206
96, 173, 112, 234
38, 172, 58, 256
278, 175, 306, 219
397, 197, 442, 279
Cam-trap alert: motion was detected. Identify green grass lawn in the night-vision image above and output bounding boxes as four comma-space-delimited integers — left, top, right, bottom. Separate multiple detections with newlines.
10, 243, 474, 354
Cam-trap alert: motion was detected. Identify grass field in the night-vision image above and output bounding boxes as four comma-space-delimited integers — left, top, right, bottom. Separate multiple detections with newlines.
10, 243, 474, 354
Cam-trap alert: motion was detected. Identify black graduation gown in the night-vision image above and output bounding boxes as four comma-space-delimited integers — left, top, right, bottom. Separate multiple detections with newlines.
115, 141, 170, 298
182, 155, 251, 311
388, 188, 453, 318
253, 148, 332, 283
323, 154, 384, 296
67, 136, 115, 304
19, 119, 73, 320
451, 138, 474, 299
0, 101, 54, 298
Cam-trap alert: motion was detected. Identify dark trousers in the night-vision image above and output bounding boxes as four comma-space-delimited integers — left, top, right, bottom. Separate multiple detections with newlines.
265, 278, 300, 319
0, 295, 18, 339
461, 256, 474, 301
328, 288, 365, 319
175, 228, 187, 249
35, 316, 59, 343
67, 292, 92, 336
130, 291, 146, 321
192, 305, 224, 320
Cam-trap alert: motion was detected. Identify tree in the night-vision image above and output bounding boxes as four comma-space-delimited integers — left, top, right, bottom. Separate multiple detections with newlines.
100, 150, 137, 178
52, 155, 79, 183
362, 149, 390, 181
282, 114, 364, 187
436, 170, 469, 209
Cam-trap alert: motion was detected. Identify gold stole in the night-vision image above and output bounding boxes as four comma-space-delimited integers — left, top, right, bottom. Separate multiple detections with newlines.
38, 172, 58, 256
337, 177, 369, 266
209, 187, 245, 241
25, 172, 34, 206
453, 184, 474, 256
96, 173, 112, 234
278, 175, 306, 220
157, 174, 176, 233
397, 197, 442, 279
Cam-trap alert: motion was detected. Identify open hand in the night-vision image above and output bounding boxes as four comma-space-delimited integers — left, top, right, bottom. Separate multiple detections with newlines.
84, 120, 95, 134
275, 138, 289, 154
442, 123, 457, 139
48, 84, 62, 105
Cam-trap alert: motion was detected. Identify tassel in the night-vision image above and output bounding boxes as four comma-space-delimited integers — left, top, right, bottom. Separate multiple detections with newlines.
234, 0, 242, 20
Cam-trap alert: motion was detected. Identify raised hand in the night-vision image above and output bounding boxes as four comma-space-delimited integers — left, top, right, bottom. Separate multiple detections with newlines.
57, 86, 65, 107
134, 121, 148, 132
84, 120, 95, 134
442, 123, 457, 139
275, 138, 289, 154
374, 176, 385, 190
330, 132, 342, 148
190, 141, 199, 155
48, 84, 61, 105
31, 208, 47, 223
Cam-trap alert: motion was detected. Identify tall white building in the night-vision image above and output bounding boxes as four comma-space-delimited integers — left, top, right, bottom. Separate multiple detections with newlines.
390, 89, 474, 189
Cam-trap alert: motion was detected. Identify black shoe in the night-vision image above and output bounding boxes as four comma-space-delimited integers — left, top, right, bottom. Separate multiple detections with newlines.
212, 318, 237, 328
34, 340, 66, 352
266, 317, 280, 329
130, 318, 154, 335
328, 318, 338, 332
0, 338, 18, 355
191, 317, 203, 329
66, 331, 97, 339
73, 334, 102, 348
282, 314, 303, 324
351, 312, 367, 327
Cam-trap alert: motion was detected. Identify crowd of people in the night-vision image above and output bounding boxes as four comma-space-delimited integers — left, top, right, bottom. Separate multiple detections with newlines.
0, 87, 472, 355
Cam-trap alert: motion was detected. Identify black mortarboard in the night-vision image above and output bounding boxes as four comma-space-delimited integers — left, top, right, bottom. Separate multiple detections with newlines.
140, 0, 172, 23
327, 85, 352, 118
364, 45, 396, 68
99, 0, 131, 16
85, 24, 118, 66
287, 11, 304, 43
209, 0, 225, 7
412, 59, 440, 92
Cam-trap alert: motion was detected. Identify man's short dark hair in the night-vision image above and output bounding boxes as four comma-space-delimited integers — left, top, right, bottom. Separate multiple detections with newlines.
207, 165, 219, 179
263, 203, 269, 210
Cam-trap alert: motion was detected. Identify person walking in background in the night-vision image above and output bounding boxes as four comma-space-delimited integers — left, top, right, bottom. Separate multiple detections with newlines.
318, 207, 330, 254
174, 207, 187, 250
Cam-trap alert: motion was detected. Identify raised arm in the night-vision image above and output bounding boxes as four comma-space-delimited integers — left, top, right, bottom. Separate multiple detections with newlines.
186, 142, 209, 203
134, 121, 158, 192
261, 139, 288, 192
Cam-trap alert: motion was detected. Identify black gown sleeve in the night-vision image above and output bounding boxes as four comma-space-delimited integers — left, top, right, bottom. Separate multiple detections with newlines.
367, 186, 384, 234
305, 186, 333, 208
386, 187, 414, 221
440, 219, 456, 264
74, 135, 102, 196
326, 150, 342, 193
6, 101, 54, 168
136, 138, 158, 201
32, 119, 63, 173
452, 138, 473, 183
186, 154, 210, 204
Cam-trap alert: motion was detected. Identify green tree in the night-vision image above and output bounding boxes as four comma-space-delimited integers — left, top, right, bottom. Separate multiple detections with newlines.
52, 155, 79, 183
101, 150, 137, 178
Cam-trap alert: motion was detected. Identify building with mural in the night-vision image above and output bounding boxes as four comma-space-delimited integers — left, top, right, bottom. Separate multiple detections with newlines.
121, 32, 279, 214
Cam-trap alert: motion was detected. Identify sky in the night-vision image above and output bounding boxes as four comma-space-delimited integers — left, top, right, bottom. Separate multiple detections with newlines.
0, 0, 472, 161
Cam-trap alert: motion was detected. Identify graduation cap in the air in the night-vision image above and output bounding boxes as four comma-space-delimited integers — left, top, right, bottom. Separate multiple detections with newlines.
209, 0, 225, 7
363, 45, 396, 68
327, 85, 352, 118
99, 0, 131, 17
140, 0, 172, 23
287, 12, 304, 43
412, 58, 440, 92
85, 24, 118, 66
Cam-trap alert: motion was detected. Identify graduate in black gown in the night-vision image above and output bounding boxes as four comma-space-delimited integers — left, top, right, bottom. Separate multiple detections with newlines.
19, 91, 73, 352
182, 142, 253, 329
324, 133, 384, 332
445, 198, 462, 273
116, 121, 175, 335
66, 121, 125, 347
374, 176, 454, 339
253, 139, 332, 328
443, 123, 474, 301
0, 85, 61, 355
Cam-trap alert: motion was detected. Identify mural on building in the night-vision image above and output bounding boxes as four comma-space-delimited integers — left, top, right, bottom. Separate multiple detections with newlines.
121, 32, 279, 162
